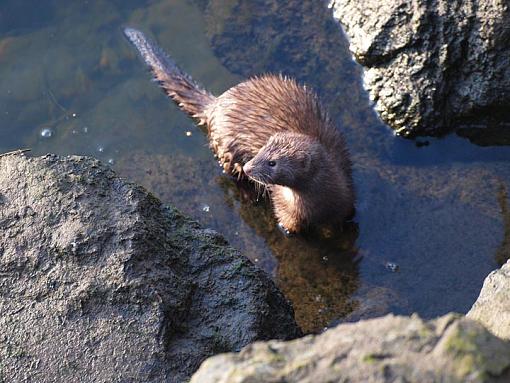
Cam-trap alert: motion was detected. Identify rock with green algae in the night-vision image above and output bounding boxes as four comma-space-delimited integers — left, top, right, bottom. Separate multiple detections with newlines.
0, 153, 301, 383
468, 259, 510, 340
191, 313, 510, 383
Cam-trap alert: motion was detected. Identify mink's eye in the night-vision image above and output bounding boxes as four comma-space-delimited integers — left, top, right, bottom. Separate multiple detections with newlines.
268, 160, 276, 167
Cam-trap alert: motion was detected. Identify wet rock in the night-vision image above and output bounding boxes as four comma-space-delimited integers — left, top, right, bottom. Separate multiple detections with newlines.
191, 313, 510, 383
0, 153, 301, 383
457, 125, 510, 147
468, 259, 510, 340
331, 0, 510, 137
339, 286, 410, 324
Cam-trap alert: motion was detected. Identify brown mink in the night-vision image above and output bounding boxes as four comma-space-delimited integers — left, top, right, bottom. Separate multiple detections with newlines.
124, 27, 354, 234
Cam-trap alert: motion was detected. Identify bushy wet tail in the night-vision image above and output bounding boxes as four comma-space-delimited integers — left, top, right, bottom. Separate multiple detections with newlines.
124, 27, 214, 125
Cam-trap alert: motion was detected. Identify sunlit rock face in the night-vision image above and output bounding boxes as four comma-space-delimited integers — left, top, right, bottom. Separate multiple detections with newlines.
0, 153, 301, 383
468, 259, 510, 340
331, 0, 510, 138
191, 313, 510, 383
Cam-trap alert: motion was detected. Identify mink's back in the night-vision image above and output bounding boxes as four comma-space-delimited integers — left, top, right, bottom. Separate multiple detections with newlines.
206, 75, 351, 177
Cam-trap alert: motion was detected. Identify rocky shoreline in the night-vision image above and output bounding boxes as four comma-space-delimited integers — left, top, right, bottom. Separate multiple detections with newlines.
192, 260, 510, 382
1, 152, 509, 382
1, 0, 509, 382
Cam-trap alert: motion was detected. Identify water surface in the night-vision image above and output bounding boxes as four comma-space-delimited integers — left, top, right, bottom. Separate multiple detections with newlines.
1, 0, 509, 333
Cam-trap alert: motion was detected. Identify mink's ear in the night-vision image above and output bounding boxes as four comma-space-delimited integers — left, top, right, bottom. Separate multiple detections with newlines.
302, 152, 312, 172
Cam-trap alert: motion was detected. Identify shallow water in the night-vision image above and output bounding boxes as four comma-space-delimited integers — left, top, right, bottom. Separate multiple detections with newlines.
1, 0, 509, 333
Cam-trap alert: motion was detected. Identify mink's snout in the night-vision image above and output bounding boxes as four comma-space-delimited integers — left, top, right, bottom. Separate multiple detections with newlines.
243, 161, 254, 177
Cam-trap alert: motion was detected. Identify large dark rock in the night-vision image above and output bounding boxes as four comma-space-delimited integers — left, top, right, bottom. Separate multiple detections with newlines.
0, 153, 300, 383
331, 0, 510, 137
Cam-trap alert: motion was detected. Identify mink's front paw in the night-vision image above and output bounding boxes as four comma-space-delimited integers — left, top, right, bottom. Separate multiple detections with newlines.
277, 222, 294, 237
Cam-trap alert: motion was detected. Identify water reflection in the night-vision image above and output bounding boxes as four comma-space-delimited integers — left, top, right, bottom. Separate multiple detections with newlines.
216, 177, 361, 332
273, 227, 360, 332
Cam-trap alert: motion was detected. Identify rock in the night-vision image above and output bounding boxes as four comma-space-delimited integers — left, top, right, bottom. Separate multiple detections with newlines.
191, 313, 510, 383
468, 259, 510, 340
0, 153, 301, 383
331, 0, 510, 137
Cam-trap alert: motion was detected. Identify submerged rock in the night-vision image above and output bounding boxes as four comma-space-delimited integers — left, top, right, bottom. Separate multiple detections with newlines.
191, 314, 510, 382
468, 259, 510, 340
331, 0, 510, 137
0, 153, 300, 383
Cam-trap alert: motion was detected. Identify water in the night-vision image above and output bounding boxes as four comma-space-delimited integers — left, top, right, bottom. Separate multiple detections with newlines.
1, 0, 509, 333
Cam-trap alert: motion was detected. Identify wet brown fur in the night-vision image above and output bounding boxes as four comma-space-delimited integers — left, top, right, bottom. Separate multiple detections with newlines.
125, 28, 354, 233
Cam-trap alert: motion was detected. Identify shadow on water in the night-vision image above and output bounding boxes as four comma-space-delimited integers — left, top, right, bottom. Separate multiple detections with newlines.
1, 0, 510, 333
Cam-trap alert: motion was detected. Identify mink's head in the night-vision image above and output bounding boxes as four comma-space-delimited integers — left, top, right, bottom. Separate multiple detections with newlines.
243, 132, 322, 188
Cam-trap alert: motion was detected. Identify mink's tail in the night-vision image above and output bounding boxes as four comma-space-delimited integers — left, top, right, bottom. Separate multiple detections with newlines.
123, 27, 214, 126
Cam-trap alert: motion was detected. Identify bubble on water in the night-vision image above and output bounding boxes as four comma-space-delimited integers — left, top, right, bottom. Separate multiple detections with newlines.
201, 204, 210, 213
108, 158, 115, 165
322, 256, 329, 262
97, 145, 104, 153
72, 113, 77, 118
385, 262, 400, 273
40, 128, 54, 138
185, 131, 192, 137
72, 129, 77, 135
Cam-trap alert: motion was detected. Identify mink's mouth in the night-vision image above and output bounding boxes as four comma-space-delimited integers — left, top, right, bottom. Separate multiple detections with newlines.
245, 172, 271, 186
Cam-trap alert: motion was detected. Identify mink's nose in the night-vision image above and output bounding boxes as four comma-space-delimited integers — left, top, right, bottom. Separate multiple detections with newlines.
243, 161, 254, 177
